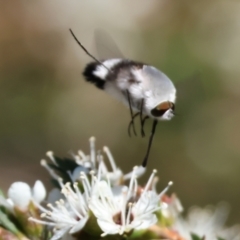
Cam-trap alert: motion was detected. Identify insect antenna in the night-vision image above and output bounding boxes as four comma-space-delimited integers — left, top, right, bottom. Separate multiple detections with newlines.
69, 29, 110, 71
142, 120, 158, 167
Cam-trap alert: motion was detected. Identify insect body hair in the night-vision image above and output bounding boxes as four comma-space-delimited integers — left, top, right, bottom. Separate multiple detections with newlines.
83, 62, 106, 89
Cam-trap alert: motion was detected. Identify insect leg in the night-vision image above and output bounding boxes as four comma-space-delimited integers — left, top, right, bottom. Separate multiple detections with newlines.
128, 112, 140, 137
141, 116, 149, 137
140, 99, 145, 137
142, 120, 158, 167
126, 90, 137, 137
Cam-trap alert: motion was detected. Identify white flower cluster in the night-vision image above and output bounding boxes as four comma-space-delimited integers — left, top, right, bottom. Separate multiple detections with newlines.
174, 203, 240, 240
29, 137, 172, 240
1, 137, 240, 240
0, 181, 46, 213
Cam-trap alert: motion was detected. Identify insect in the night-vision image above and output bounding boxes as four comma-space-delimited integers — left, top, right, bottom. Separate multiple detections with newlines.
70, 29, 176, 167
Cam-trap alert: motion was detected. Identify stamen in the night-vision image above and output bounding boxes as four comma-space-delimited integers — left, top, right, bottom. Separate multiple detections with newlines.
103, 146, 117, 171
127, 166, 137, 199
80, 172, 91, 199
89, 170, 96, 186
120, 187, 128, 228
126, 202, 133, 225
158, 181, 173, 199
73, 183, 87, 215
71, 152, 81, 163
97, 156, 107, 180
78, 150, 87, 161
40, 159, 59, 181
28, 217, 57, 226
90, 170, 95, 175
103, 174, 109, 189
151, 176, 159, 193
123, 165, 146, 180
64, 183, 78, 201
97, 185, 112, 210
143, 169, 157, 192
62, 185, 84, 220
133, 178, 138, 199
47, 203, 53, 208
58, 178, 64, 188
96, 150, 102, 163
89, 136, 96, 168
46, 151, 57, 165
40, 213, 47, 218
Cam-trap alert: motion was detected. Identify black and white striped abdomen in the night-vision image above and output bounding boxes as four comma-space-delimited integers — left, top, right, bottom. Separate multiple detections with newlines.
83, 59, 123, 89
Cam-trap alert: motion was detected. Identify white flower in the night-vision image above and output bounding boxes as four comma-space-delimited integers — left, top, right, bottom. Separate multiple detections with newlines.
173, 203, 240, 240
89, 167, 172, 237
98, 145, 145, 185
0, 180, 46, 211
29, 172, 93, 240
161, 193, 183, 219
32, 180, 47, 203
41, 137, 146, 186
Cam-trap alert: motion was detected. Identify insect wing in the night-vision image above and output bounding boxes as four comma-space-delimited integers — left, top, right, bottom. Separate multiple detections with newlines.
94, 29, 124, 60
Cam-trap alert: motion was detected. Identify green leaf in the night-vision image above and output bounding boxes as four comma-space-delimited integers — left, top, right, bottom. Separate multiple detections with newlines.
0, 209, 20, 235
217, 238, 225, 240
41, 226, 52, 240
191, 233, 205, 240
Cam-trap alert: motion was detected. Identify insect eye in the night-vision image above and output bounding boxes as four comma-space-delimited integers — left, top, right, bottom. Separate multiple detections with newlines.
151, 101, 175, 117
151, 108, 167, 117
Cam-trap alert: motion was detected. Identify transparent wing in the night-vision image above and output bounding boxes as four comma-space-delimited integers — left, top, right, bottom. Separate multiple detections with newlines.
94, 29, 124, 60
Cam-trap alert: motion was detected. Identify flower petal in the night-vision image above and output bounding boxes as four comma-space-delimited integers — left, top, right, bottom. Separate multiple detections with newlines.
69, 217, 88, 234
50, 227, 70, 240
8, 182, 31, 210
97, 219, 120, 235
32, 180, 46, 203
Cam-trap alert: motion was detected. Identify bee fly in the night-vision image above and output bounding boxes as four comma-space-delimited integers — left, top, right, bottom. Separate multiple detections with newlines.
69, 29, 176, 167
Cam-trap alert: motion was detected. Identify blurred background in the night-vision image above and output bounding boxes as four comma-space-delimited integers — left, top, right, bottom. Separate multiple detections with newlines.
1, 0, 240, 223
